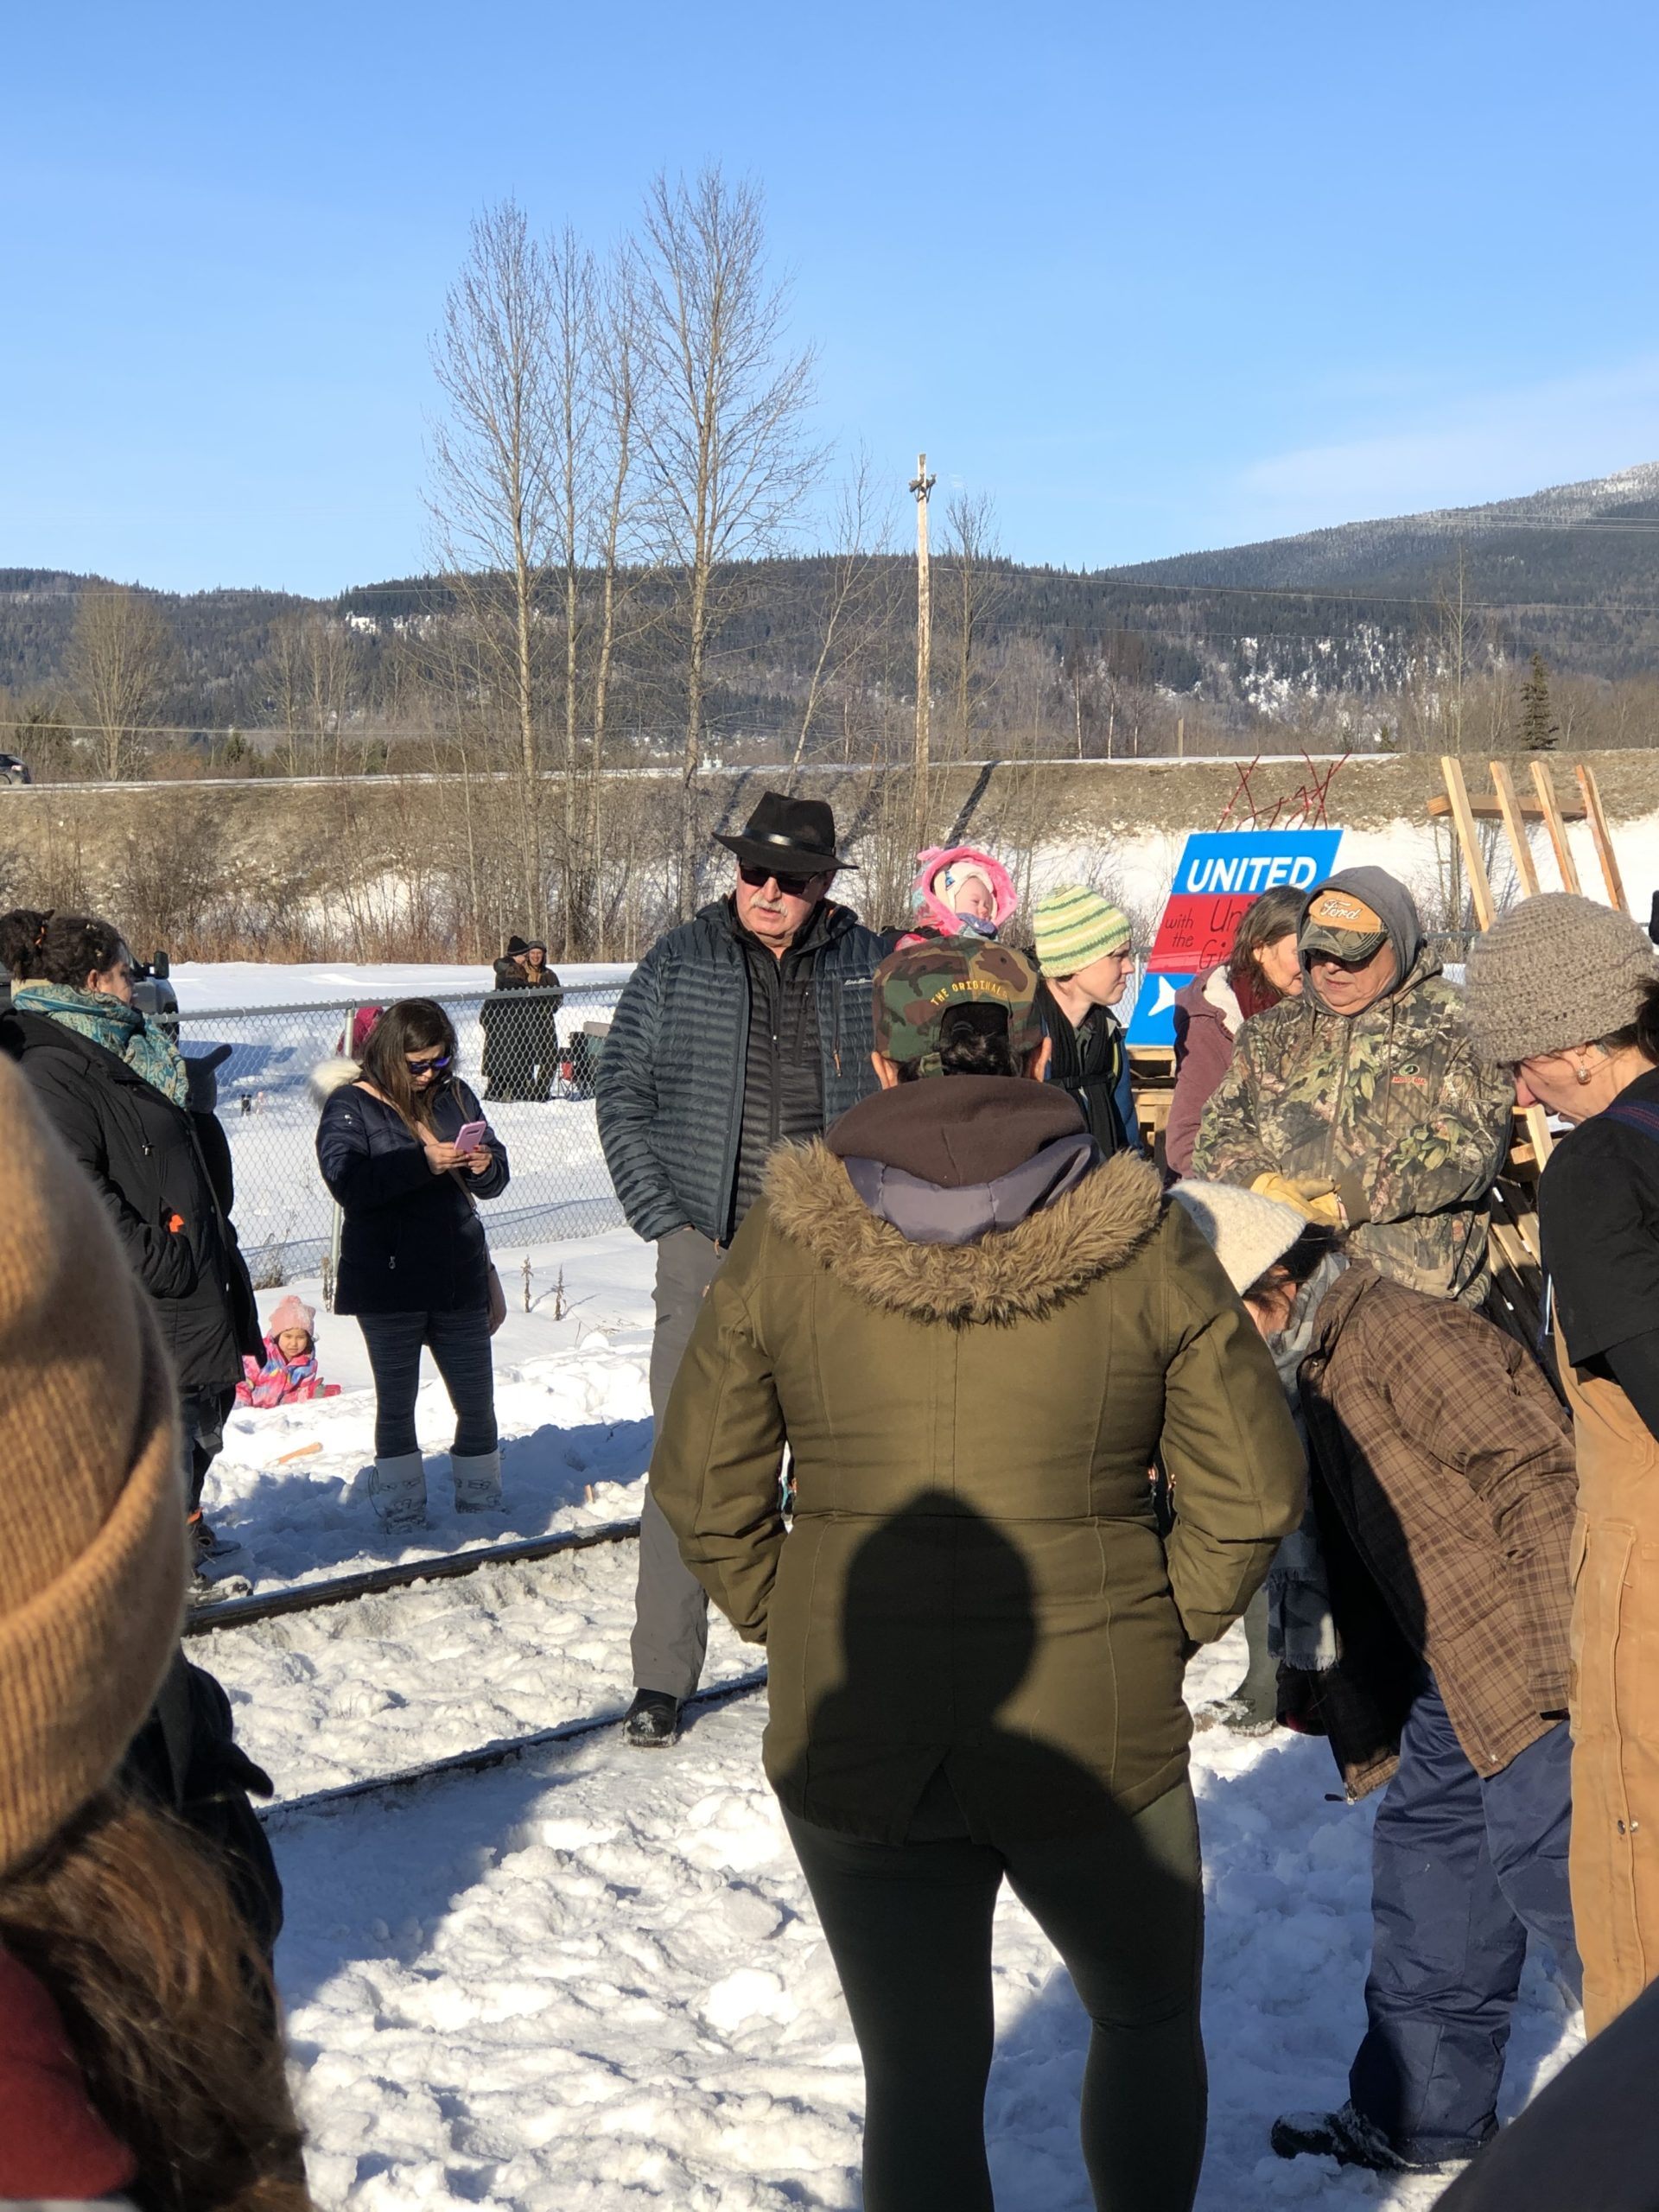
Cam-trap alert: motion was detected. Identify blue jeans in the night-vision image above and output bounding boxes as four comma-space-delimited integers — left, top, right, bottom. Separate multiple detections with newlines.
357, 1308, 498, 1459
1351, 1682, 1580, 2163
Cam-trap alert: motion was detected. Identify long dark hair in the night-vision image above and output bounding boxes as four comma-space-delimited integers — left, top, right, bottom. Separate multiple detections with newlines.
894, 1002, 1029, 1081
1242, 1221, 1343, 1308
2, 909, 124, 988
1227, 885, 1306, 998
1601, 978, 1659, 1065
0, 907, 50, 980
356, 997, 458, 1130
0, 1788, 308, 2212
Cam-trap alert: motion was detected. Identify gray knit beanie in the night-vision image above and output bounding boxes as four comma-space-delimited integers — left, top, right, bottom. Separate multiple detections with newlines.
1463, 893, 1659, 1065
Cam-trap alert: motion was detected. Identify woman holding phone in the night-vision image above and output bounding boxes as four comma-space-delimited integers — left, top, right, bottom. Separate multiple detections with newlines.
316, 998, 511, 1529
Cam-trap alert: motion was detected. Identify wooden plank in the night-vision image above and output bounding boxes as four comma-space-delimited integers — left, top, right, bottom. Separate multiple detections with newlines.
1439, 756, 1497, 929
1577, 764, 1629, 912
1427, 794, 1584, 822
1489, 761, 1541, 895
1529, 760, 1581, 893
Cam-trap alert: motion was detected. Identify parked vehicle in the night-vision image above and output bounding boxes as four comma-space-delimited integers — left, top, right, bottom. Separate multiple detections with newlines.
0, 753, 31, 785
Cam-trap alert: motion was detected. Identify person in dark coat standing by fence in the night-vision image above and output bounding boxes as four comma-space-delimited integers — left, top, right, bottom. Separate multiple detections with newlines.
316, 998, 510, 1529
596, 791, 887, 1748
0, 911, 261, 1582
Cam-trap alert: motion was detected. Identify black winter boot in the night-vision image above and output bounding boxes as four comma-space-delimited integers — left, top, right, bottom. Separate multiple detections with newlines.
624, 1690, 683, 1749
1271, 2101, 1471, 2177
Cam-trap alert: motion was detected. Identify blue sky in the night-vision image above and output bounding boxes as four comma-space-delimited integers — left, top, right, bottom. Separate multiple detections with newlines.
8, 0, 1658, 595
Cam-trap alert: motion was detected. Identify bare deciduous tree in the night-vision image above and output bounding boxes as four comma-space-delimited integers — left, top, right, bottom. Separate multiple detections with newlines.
429, 200, 559, 933
787, 448, 893, 781
547, 227, 601, 954
634, 166, 822, 917
587, 249, 655, 946
66, 586, 175, 782
939, 489, 1002, 761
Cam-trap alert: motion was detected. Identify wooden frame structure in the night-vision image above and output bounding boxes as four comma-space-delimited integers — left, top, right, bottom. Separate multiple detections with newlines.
1434, 754, 1629, 1374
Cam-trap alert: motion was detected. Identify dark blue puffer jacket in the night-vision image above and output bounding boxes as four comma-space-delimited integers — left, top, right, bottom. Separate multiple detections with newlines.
316, 1076, 510, 1313
597, 897, 886, 1244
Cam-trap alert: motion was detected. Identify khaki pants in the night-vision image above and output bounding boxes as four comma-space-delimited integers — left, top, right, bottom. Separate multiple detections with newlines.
1561, 1338, 1659, 2035
632, 1230, 725, 1700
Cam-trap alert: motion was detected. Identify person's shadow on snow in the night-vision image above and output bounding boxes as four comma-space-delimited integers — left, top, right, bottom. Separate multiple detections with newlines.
778, 1491, 1207, 2210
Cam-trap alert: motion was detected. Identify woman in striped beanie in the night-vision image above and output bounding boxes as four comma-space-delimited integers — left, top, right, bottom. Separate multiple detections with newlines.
1031, 885, 1145, 1160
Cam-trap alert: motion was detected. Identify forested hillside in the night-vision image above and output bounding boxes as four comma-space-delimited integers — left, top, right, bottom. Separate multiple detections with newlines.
6, 460, 1659, 779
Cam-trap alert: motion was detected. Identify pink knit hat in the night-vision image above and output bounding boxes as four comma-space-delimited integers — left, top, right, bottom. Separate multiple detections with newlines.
909, 845, 1019, 936
267, 1294, 315, 1342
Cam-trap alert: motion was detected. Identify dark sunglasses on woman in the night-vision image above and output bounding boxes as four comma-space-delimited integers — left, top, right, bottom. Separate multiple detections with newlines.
738, 862, 822, 898
405, 1052, 451, 1074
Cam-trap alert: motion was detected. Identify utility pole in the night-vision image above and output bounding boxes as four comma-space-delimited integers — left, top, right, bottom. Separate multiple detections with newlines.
909, 451, 936, 849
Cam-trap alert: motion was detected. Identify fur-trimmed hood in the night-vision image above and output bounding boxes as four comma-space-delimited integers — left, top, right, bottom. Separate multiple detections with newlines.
309, 1055, 359, 1103
762, 1137, 1166, 1325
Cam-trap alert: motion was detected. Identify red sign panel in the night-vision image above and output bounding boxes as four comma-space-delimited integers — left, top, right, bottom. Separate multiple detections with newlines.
1147, 893, 1253, 975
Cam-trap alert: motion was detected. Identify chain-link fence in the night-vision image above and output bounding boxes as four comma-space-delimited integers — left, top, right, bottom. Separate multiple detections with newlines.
176, 982, 629, 1291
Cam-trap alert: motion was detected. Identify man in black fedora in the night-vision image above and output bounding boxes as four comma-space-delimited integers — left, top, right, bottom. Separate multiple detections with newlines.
597, 791, 887, 1746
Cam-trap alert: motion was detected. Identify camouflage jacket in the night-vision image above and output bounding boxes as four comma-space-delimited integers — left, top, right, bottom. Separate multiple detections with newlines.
1191, 951, 1514, 1303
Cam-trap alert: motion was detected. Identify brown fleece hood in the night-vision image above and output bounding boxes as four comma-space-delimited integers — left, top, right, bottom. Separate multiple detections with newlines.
824, 1075, 1086, 1185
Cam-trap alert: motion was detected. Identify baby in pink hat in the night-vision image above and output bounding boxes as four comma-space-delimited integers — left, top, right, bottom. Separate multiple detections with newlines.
899, 844, 1020, 945
236, 1294, 341, 1409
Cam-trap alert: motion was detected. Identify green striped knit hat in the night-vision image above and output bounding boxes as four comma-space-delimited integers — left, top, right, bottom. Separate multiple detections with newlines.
1032, 885, 1133, 976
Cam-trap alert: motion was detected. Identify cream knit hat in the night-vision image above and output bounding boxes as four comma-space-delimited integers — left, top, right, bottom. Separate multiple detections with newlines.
1033, 885, 1133, 976
1169, 1179, 1309, 1296
1464, 893, 1658, 1065
0, 1058, 186, 1878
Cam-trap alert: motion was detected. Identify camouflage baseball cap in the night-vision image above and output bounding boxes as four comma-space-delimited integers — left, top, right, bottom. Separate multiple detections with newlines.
872, 941, 1046, 1073
1299, 884, 1389, 963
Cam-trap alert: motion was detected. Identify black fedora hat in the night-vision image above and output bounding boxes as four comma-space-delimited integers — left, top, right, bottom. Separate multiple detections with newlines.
712, 791, 857, 874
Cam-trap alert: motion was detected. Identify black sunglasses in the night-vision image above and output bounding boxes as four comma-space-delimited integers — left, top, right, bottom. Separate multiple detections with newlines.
405, 1051, 452, 1074
739, 862, 823, 897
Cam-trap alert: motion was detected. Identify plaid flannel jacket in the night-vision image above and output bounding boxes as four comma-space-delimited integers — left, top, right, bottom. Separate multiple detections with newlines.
1299, 1264, 1576, 1786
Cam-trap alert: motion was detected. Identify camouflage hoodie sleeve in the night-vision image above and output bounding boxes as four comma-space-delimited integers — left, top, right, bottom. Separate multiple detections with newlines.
1190, 1024, 1280, 1187
1340, 1026, 1512, 1229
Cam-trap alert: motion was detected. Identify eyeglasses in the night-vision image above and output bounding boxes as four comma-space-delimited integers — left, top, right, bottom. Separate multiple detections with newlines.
405, 1052, 451, 1074
739, 862, 822, 897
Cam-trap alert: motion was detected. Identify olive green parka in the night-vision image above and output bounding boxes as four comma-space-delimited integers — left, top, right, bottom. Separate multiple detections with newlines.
650, 1088, 1306, 1843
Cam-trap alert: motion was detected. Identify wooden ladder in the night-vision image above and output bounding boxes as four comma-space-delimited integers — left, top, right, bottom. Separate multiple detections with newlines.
1433, 755, 1629, 1377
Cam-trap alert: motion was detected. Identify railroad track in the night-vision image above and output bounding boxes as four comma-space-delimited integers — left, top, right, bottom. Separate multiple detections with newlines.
185, 1516, 644, 1635
263, 1667, 768, 1825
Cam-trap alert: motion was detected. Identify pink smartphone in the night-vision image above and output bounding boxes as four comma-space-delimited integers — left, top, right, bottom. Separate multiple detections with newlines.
454, 1119, 488, 1155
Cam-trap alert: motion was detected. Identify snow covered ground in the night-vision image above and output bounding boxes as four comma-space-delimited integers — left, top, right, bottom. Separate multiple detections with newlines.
200, 1235, 1585, 2210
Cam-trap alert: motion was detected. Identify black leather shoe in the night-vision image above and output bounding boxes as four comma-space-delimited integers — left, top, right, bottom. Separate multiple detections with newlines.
624, 1690, 683, 1749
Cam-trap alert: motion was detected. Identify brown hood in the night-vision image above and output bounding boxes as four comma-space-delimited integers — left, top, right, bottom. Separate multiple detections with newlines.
824, 1075, 1085, 1184
763, 1135, 1166, 1325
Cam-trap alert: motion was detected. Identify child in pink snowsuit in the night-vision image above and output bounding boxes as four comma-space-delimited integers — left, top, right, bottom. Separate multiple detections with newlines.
899, 845, 1020, 945
236, 1294, 341, 1408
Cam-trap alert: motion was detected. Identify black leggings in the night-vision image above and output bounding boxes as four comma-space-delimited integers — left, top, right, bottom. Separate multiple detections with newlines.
357, 1308, 498, 1459
784, 1781, 1205, 2212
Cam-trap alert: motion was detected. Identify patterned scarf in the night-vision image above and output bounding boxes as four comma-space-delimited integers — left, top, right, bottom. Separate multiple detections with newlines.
13, 981, 190, 1109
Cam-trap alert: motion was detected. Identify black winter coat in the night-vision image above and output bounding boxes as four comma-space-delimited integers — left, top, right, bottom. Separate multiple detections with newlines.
596, 897, 886, 1245
316, 1076, 509, 1313
1037, 981, 1141, 1160
0, 1008, 260, 1393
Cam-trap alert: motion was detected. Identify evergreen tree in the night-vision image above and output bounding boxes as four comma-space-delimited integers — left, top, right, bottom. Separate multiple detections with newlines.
1519, 650, 1558, 750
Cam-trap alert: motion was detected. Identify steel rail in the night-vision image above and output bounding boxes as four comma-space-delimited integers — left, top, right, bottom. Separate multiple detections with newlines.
186, 1516, 642, 1635
263, 1668, 768, 1824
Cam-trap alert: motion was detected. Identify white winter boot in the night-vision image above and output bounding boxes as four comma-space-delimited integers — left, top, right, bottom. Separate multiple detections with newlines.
372, 1452, 429, 1530
453, 1447, 503, 1513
